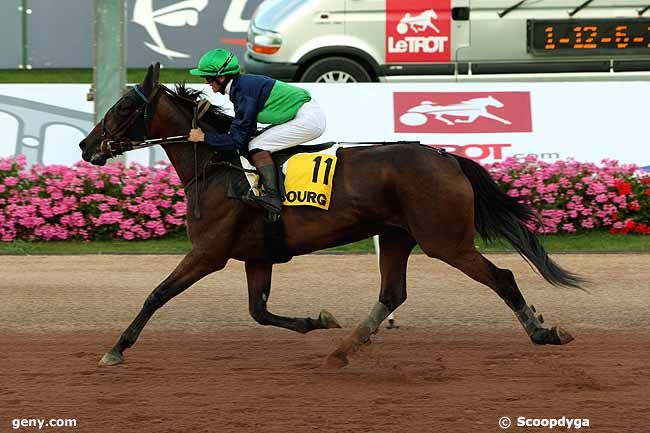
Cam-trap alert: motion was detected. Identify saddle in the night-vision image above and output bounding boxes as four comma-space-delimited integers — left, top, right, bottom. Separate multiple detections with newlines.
197, 140, 425, 264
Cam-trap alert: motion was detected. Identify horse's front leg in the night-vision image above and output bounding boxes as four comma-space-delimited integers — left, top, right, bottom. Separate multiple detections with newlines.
245, 261, 340, 333
99, 251, 225, 366
479, 111, 512, 125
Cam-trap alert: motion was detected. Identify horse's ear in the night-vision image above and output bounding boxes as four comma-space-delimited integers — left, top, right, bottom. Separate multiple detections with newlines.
153, 62, 160, 85
142, 64, 155, 94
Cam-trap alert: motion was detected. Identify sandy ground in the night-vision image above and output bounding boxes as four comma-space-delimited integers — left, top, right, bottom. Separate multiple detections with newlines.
1, 253, 649, 433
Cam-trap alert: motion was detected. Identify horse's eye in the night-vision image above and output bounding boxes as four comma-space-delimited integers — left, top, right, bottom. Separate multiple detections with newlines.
117, 100, 133, 117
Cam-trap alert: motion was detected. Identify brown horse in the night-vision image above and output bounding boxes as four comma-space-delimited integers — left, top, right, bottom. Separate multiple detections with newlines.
80, 64, 581, 368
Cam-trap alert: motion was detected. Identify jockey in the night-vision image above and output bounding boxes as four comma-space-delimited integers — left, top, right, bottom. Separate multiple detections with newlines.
187, 48, 326, 213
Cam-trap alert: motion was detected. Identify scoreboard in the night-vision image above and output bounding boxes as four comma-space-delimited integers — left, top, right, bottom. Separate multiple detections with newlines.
528, 19, 650, 55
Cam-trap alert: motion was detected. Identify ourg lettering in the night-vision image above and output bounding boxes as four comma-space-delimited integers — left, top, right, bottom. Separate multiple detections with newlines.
286, 191, 328, 206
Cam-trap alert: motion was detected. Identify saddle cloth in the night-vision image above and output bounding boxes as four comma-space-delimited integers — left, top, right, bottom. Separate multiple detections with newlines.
240, 144, 340, 210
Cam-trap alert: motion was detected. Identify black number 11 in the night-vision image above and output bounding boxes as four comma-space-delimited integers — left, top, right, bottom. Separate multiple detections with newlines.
312, 156, 333, 185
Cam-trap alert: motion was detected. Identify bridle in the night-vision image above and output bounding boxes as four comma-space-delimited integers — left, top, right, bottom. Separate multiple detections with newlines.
99, 84, 192, 158
97, 81, 231, 220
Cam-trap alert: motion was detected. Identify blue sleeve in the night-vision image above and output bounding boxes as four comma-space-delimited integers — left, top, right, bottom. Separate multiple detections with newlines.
204, 95, 258, 151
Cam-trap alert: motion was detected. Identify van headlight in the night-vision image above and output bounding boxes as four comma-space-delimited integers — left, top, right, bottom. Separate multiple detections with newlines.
248, 26, 282, 55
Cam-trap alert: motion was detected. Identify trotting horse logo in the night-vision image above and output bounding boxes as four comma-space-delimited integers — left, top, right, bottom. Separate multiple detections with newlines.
396, 10, 440, 34
400, 97, 512, 127
386, 0, 451, 62
393, 92, 533, 133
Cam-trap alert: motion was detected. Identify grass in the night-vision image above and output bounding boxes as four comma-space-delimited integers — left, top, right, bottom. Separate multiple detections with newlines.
0, 69, 204, 84
0, 232, 648, 255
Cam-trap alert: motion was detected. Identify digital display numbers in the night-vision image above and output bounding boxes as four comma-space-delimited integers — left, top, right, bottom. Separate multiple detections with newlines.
528, 19, 650, 55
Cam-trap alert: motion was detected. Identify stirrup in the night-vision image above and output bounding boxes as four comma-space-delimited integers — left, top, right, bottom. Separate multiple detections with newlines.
244, 190, 282, 214
254, 196, 282, 213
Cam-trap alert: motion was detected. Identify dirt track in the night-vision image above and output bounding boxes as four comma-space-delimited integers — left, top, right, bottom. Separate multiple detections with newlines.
1, 254, 649, 433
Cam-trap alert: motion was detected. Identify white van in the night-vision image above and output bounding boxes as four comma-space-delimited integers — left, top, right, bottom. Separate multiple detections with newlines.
244, 0, 650, 82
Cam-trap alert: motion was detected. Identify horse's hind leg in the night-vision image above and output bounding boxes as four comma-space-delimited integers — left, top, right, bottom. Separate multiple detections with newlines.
99, 251, 224, 366
434, 113, 455, 125
326, 229, 415, 368
245, 261, 341, 333
443, 248, 574, 345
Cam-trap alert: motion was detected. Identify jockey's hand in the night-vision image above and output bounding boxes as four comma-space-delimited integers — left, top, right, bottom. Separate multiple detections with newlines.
188, 128, 205, 142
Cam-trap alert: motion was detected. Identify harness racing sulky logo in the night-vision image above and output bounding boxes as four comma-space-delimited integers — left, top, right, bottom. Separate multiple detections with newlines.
132, 0, 209, 59
386, 0, 451, 62
393, 92, 533, 134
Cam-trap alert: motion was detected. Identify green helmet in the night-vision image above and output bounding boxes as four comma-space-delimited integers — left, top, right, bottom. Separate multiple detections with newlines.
190, 49, 240, 77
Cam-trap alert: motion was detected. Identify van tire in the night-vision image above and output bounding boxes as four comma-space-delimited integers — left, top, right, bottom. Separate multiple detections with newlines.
300, 57, 373, 83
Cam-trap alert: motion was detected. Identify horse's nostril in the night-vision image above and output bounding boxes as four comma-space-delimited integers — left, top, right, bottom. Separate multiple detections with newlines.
79, 140, 86, 151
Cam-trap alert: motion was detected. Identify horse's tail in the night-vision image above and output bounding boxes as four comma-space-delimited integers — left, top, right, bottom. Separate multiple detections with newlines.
450, 154, 583, 289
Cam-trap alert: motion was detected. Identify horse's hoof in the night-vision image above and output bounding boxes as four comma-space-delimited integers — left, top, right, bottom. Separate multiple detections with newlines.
319, 309, 342, 329
531, 327, 574, 345
99, 351, 124, 366
325, 350, 348, 369
551, 326, 574, 345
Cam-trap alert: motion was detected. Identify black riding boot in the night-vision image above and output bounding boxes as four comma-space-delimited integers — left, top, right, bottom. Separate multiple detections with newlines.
252, 164, 283, 213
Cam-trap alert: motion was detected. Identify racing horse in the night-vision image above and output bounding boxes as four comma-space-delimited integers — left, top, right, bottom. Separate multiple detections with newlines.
80, 64, 581, 368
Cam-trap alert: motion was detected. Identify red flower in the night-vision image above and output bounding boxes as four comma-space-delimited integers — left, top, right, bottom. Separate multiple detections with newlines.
624, 220, 637, 230
628, 202, 640, 211
645, 189, 650, 196
636, 224, 650, 234
641, 178, 650, 186
614, 179, 632, 195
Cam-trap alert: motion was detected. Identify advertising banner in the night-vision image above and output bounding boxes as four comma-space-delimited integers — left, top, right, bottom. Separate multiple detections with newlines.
21, 0, 264, 68
393, 92, 532, 134
0, 82, 648, 169
125, 0, 263, 68
386, 0, 451, 63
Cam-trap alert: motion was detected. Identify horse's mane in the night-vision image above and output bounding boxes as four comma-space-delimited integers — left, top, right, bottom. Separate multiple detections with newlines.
170, 82, 205, 103
166, 82, 233, 132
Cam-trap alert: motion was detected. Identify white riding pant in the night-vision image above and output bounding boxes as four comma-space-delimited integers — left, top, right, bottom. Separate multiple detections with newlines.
248, 99, 326, 153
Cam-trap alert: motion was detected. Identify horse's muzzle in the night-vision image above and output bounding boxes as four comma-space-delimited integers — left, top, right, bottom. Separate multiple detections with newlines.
90, 153, 108, 166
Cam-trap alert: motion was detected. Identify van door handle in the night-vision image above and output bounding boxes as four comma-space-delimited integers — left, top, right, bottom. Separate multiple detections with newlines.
452, 7, 470, 21
316, 12, 335, 23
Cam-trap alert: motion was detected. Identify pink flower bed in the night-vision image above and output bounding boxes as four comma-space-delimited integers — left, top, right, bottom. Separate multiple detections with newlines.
0, 155, 648, 242
0, 155, 186, 242
486, 157, 650, 235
